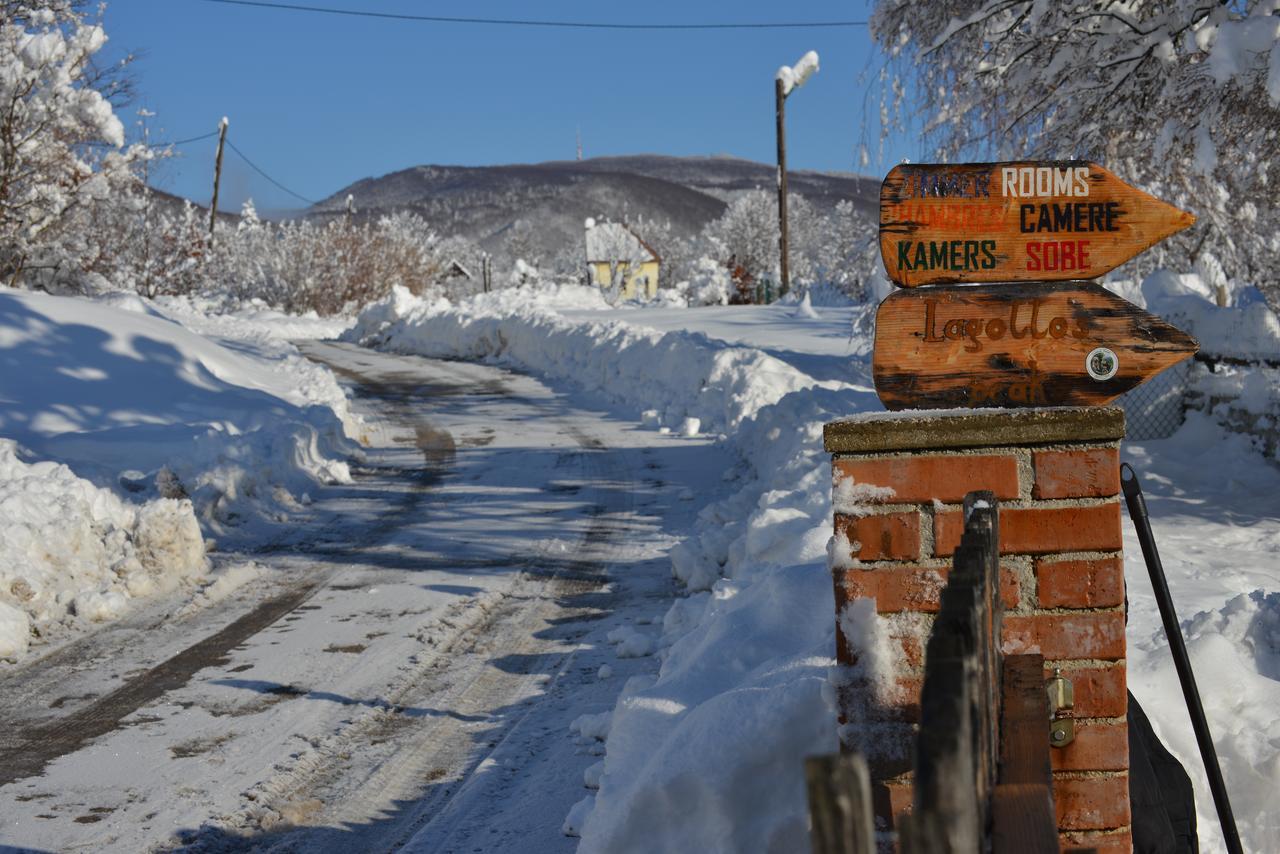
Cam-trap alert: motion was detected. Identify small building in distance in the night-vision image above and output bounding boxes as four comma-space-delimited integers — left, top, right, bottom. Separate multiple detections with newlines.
584, 219, 660, 301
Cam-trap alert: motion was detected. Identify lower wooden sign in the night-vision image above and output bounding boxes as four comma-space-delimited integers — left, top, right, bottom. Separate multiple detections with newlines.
872, 282, 1198, 410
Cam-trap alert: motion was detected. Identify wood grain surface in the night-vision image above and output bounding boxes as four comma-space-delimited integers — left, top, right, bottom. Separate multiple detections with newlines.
872, 282, 1198, 410
880, 161, 1195, 287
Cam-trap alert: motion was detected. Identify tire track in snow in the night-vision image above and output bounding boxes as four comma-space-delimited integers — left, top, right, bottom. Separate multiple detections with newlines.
169, 343, 640, 852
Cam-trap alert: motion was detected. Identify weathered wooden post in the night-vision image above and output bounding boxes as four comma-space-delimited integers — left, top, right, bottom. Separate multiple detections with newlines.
805, 753, 876, 854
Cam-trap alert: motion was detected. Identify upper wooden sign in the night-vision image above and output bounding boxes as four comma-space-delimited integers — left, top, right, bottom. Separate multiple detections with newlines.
880, 161, 1195, 287
872, 282, 1198, 410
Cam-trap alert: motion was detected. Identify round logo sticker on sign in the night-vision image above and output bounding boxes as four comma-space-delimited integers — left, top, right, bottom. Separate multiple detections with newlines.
1087, 347, 1119, 381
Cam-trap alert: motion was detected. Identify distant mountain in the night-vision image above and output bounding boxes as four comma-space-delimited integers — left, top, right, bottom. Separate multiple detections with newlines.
305, 154, 879, 260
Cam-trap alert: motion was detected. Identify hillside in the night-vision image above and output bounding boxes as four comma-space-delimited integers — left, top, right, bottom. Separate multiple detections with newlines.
305, 154, 879, 259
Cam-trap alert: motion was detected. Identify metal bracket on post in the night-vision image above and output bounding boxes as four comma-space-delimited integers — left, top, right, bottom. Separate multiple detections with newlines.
1046, 669, 1074, 748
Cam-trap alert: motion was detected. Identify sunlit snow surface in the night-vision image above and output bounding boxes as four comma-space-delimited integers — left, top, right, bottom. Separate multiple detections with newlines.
0, 277, 1274, 852
0, 288, 358, 662
350, 281, 1280, 853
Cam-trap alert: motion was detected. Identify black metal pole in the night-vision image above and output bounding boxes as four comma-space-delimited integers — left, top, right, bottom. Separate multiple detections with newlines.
1119, 463, 1243, 854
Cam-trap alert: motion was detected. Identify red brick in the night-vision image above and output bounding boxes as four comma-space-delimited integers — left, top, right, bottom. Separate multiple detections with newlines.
891, 675, 924, 722
834, 454, 1019, 504
1053, 774, 1131, 830
1060, 830, 1133, 854
835, 512, 920, 561
836, 566, 947, 613
998, 564, 1023, 611
1034, 447, 1120, 499
836, 563, 1022, 614
894, 628, 926, 669
935, 503, 1121, 556
1038, 557, 1125, 609
1051, 721, 1129, 772
879, 776, 914, 829
1047, 664, 1127, 719
1002, 611, 1126, 660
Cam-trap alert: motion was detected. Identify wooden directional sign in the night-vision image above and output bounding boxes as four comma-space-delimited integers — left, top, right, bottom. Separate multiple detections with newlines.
872, 282, 1198, 410
880, 161, 1195, 287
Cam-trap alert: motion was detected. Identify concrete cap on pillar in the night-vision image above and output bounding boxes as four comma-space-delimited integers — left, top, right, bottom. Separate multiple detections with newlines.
823, 407, 1126, 454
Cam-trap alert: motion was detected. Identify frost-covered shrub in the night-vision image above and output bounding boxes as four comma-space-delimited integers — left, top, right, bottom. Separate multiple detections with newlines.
683, 257, 733, 306
112, 205, 487, 316
0, 1, 147, 291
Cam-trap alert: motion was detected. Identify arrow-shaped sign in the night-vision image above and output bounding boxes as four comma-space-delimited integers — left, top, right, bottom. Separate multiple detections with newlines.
872, 282, 1198, 410
880, 161, 1195, 287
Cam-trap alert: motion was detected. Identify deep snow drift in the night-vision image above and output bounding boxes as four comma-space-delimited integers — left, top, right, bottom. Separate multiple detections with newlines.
0, 288, 358, 662
347, 276, 1280, 853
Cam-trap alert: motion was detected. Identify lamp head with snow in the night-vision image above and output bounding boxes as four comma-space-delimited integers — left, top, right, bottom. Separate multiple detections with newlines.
776, 50, 819, 97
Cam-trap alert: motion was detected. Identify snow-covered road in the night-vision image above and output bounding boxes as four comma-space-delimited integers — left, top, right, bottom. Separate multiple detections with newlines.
0, 342, 726, 853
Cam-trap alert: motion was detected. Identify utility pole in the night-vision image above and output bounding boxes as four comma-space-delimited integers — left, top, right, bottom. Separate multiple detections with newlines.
774, 52, 818, 301
208, 116, 229, 247
775, 77, 789, 300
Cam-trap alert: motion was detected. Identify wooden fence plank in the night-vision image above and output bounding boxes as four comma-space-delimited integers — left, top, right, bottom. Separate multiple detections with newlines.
999, 653, 1051, 786
991, 783, 1060, 854
805, 753, 876, 854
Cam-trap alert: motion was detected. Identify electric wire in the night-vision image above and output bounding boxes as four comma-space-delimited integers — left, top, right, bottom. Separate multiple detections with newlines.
195, 0, 868, 30
225, 138, 318, 205
156, 129, 222, 147
86, 128, 221, 148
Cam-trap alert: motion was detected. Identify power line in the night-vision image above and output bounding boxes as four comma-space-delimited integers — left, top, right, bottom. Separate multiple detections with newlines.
161, 129, 222, 147
195, 0, 868, 30
225, 138, 318, 206
86, 128, 221, 148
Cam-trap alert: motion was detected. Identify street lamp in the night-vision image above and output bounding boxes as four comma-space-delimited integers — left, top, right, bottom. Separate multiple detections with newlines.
775, 50, 818, 300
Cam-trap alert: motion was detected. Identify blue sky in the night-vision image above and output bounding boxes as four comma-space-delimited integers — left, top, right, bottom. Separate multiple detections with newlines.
100, 1, 919, 213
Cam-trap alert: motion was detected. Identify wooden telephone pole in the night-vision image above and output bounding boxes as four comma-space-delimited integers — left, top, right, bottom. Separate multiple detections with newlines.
775, 78, 789, 299
774, 52, 817, 300
208, 117, 229, 246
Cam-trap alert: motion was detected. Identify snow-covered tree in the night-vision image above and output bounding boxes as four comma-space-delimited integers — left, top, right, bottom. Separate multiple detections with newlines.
683, 256, 733, 306
0, 1, 145, 289
871, 0, 1280, 308
704, 189, 778, 298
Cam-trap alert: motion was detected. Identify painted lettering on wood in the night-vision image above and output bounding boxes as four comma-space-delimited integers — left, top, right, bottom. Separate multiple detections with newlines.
872, 282, 1198, 410
880, 162, 1195, 287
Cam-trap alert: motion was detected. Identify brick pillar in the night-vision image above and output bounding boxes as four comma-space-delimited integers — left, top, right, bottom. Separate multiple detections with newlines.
825, 407, 1132, 854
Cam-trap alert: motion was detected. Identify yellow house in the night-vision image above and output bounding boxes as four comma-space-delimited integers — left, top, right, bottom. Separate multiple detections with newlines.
584, 220, 660, 301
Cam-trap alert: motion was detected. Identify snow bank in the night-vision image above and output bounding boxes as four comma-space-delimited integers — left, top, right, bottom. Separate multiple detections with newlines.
0, 287, 361, 661
1139, 270, 1280, 362
147, 294, 365, 440
0, 288, 356, 540
1103, 269, 1280, 362
0, 439, 206, 660
344, 285, 823, 434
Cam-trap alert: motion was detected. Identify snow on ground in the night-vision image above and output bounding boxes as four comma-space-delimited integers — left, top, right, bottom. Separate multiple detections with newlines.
0, 287, 359, 663
0, 439, 205, 660
348, 276, 1280, 852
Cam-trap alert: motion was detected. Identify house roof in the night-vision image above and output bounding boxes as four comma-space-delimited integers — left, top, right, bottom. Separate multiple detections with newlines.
444, 259, 473, 279
584, 221, 660, 265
